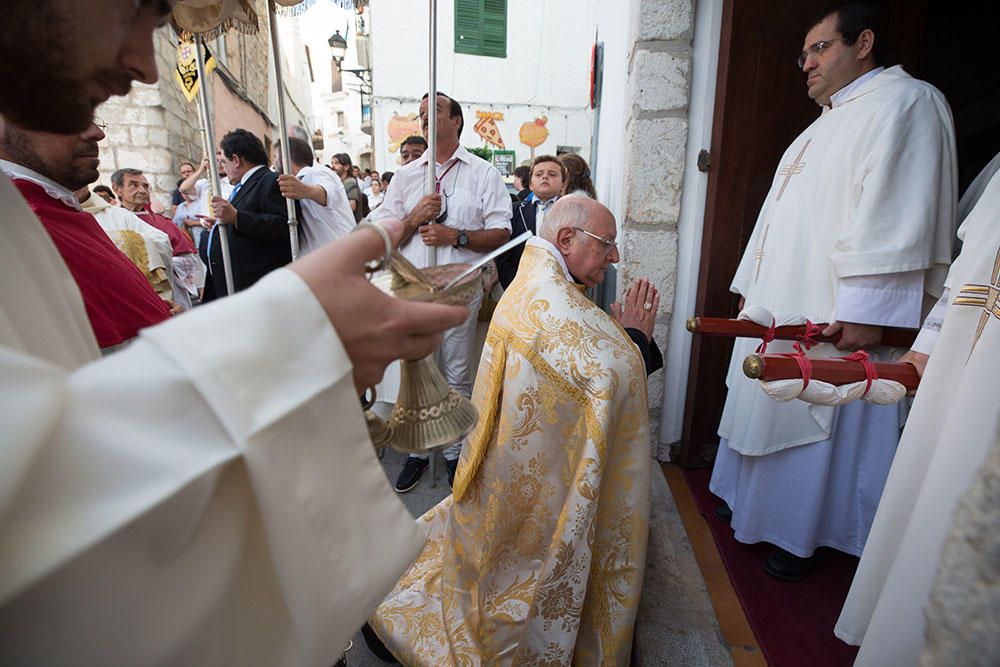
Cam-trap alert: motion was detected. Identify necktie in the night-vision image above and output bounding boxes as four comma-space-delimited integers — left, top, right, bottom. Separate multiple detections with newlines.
207, 181, 243, 262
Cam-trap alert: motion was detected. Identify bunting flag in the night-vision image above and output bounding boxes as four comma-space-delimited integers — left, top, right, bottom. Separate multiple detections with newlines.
175, 36, 217, 103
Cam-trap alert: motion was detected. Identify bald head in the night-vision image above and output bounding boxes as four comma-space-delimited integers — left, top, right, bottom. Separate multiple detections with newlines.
540, 196, 619, 288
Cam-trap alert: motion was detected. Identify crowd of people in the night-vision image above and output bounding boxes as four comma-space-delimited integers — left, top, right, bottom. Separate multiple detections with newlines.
0, 0, 997, 666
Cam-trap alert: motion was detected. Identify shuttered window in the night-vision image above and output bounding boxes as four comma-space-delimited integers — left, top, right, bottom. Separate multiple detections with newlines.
454, 0, 507, 58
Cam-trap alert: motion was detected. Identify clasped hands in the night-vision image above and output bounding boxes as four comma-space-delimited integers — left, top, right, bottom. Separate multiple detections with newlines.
611, 278, 660, 342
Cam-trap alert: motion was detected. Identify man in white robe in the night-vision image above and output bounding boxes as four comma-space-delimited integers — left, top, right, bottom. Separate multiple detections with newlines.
0, 1, 469, 663
834, 161, 1000, 665
710, 2, 957, 580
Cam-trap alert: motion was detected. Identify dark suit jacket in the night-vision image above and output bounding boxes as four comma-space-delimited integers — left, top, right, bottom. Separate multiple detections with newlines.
200, 167, 297, 300
496, 197, 538, 288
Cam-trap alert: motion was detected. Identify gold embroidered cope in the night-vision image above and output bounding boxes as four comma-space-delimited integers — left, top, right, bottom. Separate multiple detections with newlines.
370, 244, 652, 666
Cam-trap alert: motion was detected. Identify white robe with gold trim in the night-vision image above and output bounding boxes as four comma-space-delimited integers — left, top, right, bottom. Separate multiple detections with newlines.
835, 166, 1000, 665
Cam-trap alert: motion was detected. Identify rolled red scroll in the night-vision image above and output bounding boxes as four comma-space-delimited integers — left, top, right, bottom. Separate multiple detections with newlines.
687, 316, 917, 349
742, 353, 921, 391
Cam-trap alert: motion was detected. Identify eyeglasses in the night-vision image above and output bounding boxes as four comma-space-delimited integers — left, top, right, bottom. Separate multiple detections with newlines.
572, 226, 617, 253
93, 117, 108, 131
797, 38, 843, 69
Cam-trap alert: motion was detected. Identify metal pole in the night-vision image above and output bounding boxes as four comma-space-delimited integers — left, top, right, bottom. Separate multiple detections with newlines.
267, 1, 301, 261
194, 33, 235, 296
426, 0, 438, 267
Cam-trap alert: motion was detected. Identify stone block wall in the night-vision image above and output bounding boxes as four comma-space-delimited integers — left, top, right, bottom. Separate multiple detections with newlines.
618, 0, 694, 458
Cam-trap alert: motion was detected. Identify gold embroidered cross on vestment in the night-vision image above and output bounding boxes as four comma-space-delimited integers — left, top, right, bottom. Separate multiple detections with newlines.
952, 245, 1000, 353
775, 138, 811, 202
753, 225, 770, 283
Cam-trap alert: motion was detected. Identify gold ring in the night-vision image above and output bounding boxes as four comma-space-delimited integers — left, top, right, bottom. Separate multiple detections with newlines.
643, 302, 653, 311
353, 222, 393, 273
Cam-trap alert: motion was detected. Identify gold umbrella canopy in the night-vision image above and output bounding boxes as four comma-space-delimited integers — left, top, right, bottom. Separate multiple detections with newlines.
171, 0, 259, 38
171, 1, 368, 36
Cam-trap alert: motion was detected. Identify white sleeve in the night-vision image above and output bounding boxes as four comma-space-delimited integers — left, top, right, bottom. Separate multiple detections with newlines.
911, 288, 949, 355
0, 270, 425, 664
833, 270, 925, 328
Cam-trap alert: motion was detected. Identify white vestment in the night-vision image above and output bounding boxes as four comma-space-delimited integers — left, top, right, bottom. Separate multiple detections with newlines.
711, 66, 957, 557
296, 165, 356, 255
81, 192, 176, 297
835, 166, 1000, 665
0, 175, 425, 666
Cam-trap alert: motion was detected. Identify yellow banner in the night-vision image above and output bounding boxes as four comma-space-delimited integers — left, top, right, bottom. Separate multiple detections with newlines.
175, 36, 217, 103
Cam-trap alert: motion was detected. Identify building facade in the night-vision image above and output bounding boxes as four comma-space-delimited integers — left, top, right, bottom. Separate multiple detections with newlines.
96, 0, 314, 209
368, 0, 598, 174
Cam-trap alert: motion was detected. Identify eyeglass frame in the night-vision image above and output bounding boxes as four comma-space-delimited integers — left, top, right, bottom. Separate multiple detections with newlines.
93, 117, 108, 131
572, 226, 617, 254
796, 37, 844, 70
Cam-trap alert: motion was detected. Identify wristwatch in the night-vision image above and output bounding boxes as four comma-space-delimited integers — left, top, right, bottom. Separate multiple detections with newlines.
454, 229, 469, 249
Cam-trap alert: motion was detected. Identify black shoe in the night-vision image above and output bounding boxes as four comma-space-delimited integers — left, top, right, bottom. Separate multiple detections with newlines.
764, 547, 815, 582
361, 622, 400, 664
714, 503, 733, 524
394, 457, 428, 493
446, 458, 459, 488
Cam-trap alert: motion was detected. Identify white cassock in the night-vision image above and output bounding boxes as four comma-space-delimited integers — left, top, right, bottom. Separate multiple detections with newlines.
835, 164, 1000, 664
711, 66, 957, 558
296, 165, 356, 255
0, 175, 425, 666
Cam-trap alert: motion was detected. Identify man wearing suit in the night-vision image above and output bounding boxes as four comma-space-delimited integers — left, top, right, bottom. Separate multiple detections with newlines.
496, 154, 565, 288
201, 128, 294, 301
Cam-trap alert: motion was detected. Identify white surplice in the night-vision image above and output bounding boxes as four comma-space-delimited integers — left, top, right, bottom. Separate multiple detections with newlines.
711, 66, 957, 558
0, 175, 425, 666
81, 191, 176, 297
835, 165, 1000, 665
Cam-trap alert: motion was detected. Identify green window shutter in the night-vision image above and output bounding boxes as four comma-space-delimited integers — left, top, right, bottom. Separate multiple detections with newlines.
455, 0, 506, 58
455, 0, 482, 55
482, 0, 507, 58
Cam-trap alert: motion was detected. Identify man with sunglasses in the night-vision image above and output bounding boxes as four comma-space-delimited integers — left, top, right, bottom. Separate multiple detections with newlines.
711, 1, 957, 582
375, 92, 512, 492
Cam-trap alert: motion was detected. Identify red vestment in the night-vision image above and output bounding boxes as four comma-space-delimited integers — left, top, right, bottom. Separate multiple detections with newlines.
137, 206, 197, 256
14, 179, 171, 348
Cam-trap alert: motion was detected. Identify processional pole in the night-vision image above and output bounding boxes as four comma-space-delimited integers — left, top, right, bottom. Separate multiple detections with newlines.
267, 1, 301, 260
426, 0, 438, 267
194, 33, 236, 295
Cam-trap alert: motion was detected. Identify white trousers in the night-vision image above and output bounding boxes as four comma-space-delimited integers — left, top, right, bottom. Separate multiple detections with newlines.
411, 289, 483, 462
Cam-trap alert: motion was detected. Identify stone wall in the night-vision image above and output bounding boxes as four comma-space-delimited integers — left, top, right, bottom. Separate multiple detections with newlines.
920, 436, 1000, 665
619, 0, 694, 458
97, 6, 273, 209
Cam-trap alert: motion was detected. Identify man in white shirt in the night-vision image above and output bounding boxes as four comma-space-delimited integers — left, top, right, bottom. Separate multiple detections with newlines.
277, 137, 355, 254
376, 92, 512, 491
711, 1, 956, 581
179, 150, 235, 221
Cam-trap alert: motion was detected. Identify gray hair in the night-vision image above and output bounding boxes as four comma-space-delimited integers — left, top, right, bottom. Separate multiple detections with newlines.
111, 167, 144, 187
538, 196, 598, 243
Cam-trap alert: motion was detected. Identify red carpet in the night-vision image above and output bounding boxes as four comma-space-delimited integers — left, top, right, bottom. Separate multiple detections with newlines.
682, 467, 860, 667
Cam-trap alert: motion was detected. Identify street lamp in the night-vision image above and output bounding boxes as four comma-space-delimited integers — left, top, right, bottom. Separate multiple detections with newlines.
327, 30, 348, 65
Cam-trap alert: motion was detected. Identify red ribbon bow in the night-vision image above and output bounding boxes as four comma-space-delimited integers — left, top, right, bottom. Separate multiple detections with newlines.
843, 349, 878, 396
